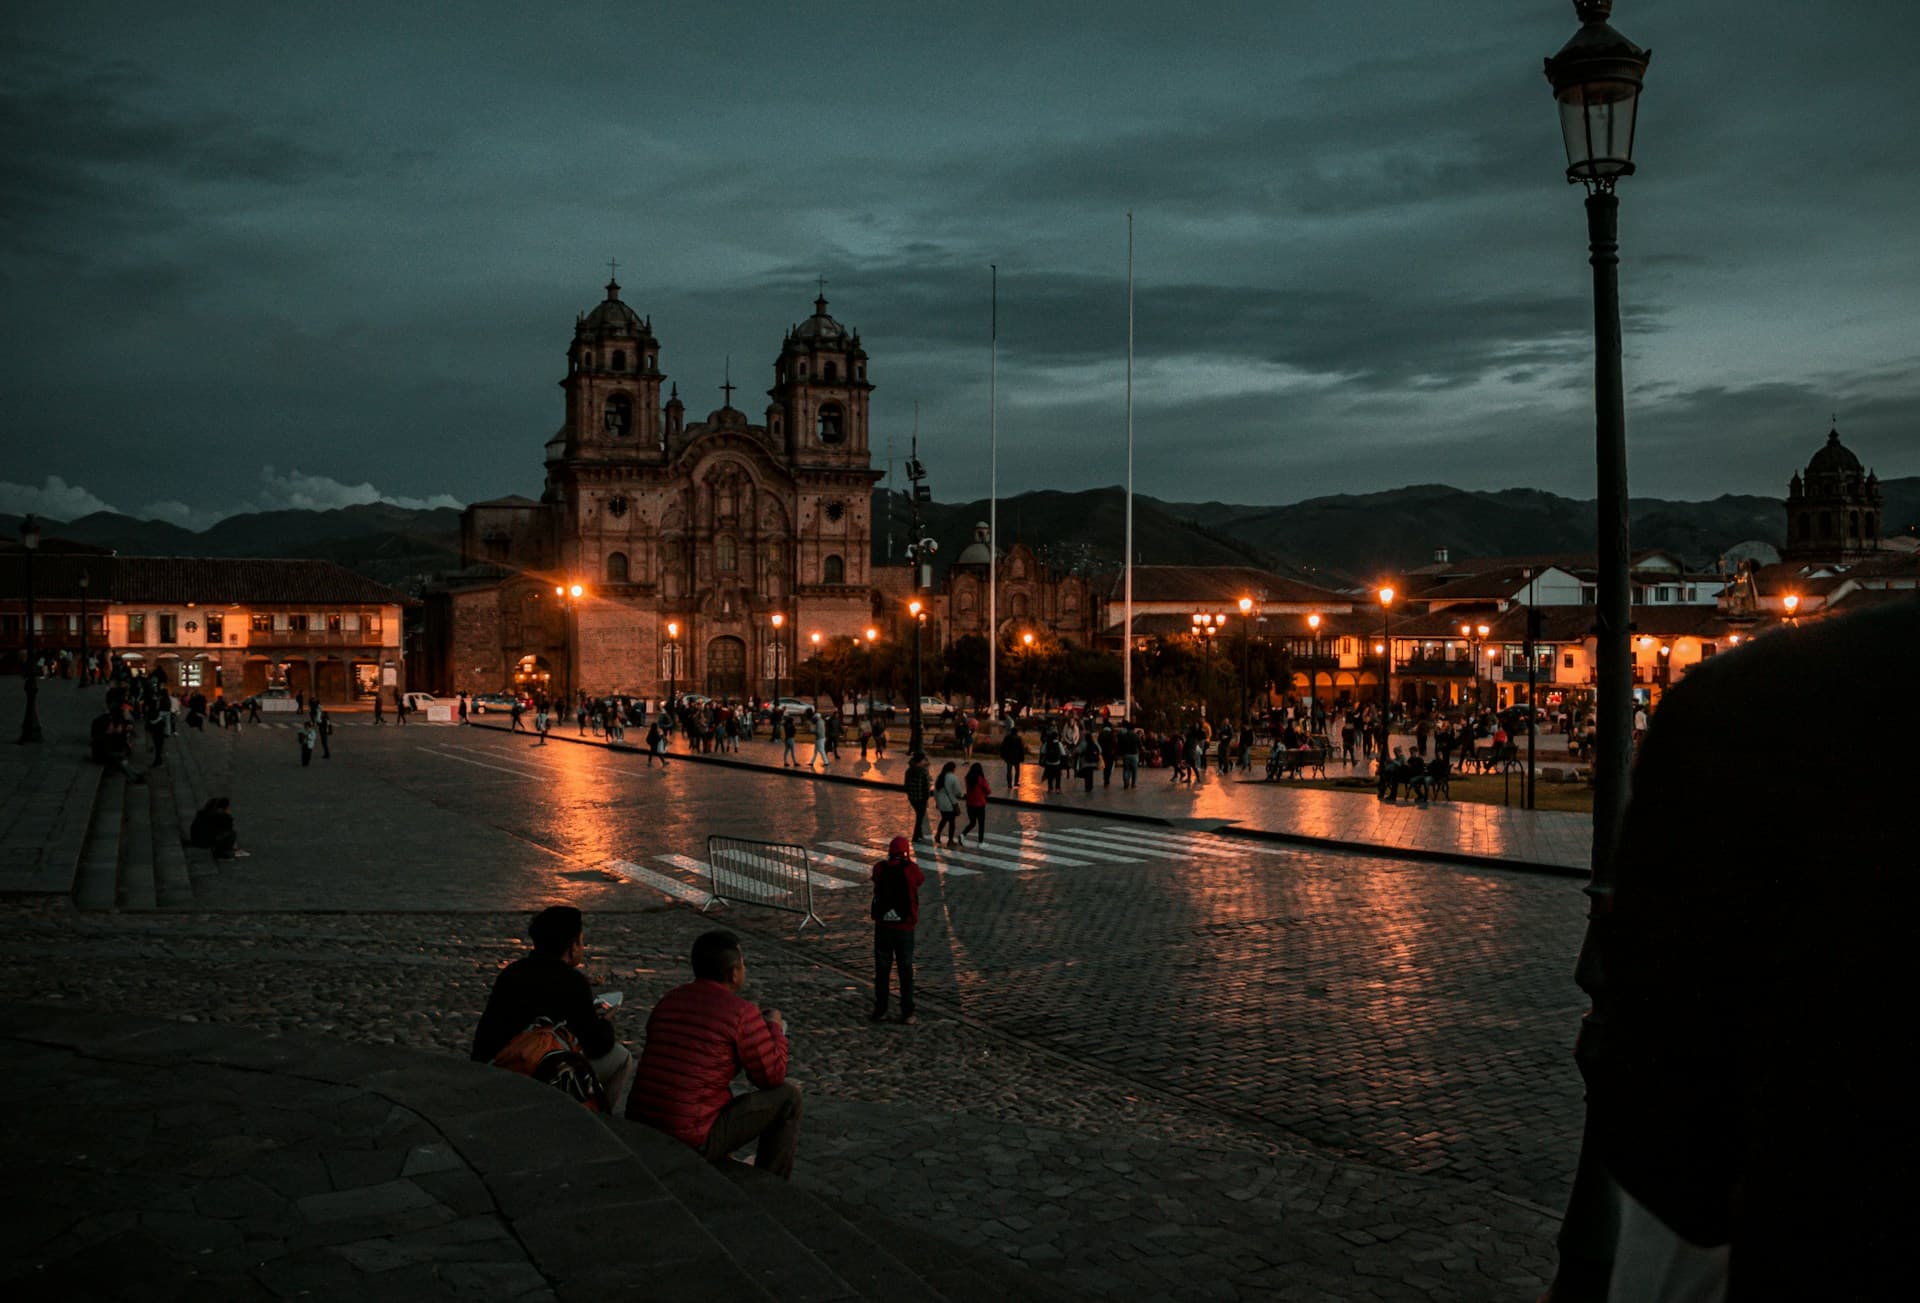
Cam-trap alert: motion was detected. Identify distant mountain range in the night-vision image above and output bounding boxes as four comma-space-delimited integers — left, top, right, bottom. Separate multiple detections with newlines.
9, 478, 1916, 595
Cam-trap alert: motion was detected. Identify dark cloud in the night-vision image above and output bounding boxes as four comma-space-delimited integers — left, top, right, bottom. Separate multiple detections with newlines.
2, 1, 1916, 524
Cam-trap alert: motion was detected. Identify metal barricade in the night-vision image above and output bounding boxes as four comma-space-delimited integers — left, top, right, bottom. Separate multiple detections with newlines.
704, 836, 826, 931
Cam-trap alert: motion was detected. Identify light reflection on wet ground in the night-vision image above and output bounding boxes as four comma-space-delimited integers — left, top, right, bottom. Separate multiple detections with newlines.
199, 723, 1588, 1208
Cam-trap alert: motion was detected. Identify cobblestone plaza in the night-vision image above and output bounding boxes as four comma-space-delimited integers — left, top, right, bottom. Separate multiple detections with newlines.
1, 700, 1587, 1299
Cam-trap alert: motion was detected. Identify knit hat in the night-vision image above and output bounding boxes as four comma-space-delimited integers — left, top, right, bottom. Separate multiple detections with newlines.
888, 835, 912, 857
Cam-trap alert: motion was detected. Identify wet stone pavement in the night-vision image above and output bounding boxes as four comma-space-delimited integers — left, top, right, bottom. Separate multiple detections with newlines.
1, 707, 1583, 1300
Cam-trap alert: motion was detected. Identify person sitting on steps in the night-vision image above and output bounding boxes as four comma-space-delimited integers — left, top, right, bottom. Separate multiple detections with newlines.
187, 797, 246, 859
627, 929, 802, 1179
472, 906, 634, 1112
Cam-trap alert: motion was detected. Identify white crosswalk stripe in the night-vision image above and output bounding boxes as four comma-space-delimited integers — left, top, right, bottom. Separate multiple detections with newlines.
712, 846, 856, 892
820, 841, 981, 876
979, 832, 1141, 864
605, 857, 715, 906
930, 835, 1096, 867
1047, 825, 1282, 859
902, 841, 1049, 873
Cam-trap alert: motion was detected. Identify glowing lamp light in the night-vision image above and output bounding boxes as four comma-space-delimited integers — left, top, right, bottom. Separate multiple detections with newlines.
1238, 596, 1254, 614
865, 627, 877, 642
771, 612, 785, 628
568, 584, 583, 599
666, 621, 679, 639
1783, 593, 1801, 615
1460, 623, 1473, 638
1022, 632, 1035, 646
1378, 586, 1395, 607
908, 599, 923, 617
1658, 644, 1671, 657
1477, 623, 1491, 637
1638, 635, 1653, 648
1308, 613, 1322, 632
810, 631, 821, 646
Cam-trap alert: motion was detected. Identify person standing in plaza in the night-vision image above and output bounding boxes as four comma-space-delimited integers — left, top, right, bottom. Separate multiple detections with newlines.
1075, 731, 1099, 793
962, 762, 990, 845
781, 712, 798, 767
535, 699, 550, 746
1118, 720, 1140, 789
317, 708, 332, 759
394, 687, 408, 726
999, 725, 1026, 792
298, 719, 316, 767
458, 692, 469, 725
372, 692, 384, 725
1098, 721, 1118, 788
933, 760, 962, 847
869, 835, 924, 1025
903, 753, 932, 842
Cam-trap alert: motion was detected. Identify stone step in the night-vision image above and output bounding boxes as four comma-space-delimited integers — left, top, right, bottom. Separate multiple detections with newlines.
746, 1172, 1090, 1303
601, 1114, 959, 1302
148, 764, 195, 909
170, 735, 222, 889
73, 769, 125, 911
116, 768, 157, 911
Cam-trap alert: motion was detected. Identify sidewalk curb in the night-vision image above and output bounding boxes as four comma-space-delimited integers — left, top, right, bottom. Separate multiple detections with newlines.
468, 721, 1587, 880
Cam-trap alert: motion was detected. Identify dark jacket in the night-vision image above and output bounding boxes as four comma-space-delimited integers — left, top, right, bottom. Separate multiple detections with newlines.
869, 854, 925, 931
999, 731, 1027, 764
904, 764, 932, 804
470, 953, 615, 1063
1588, 598, 1915, 1295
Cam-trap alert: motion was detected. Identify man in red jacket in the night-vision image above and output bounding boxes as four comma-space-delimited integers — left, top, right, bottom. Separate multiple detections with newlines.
625, 930, 802, 1178
870, 835, 925, 1025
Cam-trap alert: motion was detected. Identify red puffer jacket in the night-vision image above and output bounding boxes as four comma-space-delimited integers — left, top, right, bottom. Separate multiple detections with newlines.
625, 979, 788, 1147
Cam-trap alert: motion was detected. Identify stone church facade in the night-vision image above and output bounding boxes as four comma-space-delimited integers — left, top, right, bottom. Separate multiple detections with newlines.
425, 280, 881, 700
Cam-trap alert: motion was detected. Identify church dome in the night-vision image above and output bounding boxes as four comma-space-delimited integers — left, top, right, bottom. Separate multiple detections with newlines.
954, 521, 994, 566
790, 294, 847, 342
1805, 426, 1863, 477
579, 279, 644, 335
705, 406, 749, 430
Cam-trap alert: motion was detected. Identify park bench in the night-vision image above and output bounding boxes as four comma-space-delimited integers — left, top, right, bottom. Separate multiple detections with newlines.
1266, 744, 1329, 780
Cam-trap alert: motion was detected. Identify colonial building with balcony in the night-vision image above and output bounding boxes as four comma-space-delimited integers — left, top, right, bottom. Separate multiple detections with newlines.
1, 544, 408, 703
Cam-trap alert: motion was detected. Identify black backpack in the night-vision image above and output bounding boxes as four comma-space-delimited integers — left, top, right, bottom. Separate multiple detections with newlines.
871, 859, 913, 925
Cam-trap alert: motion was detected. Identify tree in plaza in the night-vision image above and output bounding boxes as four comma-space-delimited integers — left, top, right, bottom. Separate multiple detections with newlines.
800, 635, 864, 711
942, 633, 989, 707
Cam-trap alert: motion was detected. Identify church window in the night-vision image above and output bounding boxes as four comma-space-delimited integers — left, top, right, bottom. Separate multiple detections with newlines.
856, 364, 864, 380
1819, 511, 1833, 538
583, 351, 594, 370
1850, 511, 1860, 538
772, 415, 782, 435
606, 552, 629, 582
612, 349, 626, 371
799, 362, 808, 377
817, 403, 844, 445
604, 392, 633, 437
1797, 512, 1810, 540
1010, 593, 1029, 618
717, 537, 738, 573
958, 588, 975, 612
824, 361, 837, 383
823, 554, 844, 584
1064, 591, 1078, 611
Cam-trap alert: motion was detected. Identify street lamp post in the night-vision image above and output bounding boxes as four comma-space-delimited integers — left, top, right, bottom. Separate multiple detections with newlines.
553, 582, 583, 707
809, 632, 822, 711
908, 599, 926, 757
1461, 622, 1492, 711
1238, 599, 1256, 719
664, 620, 680, 712
864, 627, 878, 722
17, 515, 43, 744
1544, 2, 1653, 1297
1377, 586, 1395, 753
1307, 613, 1323, 726
770, 612, 786, 707
1020, 631, 1035, 717
78, 569, 91, 690
1783, 592, 1801, 625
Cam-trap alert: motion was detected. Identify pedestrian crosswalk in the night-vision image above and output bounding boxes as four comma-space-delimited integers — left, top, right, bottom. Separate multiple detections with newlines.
599, 824, 1288, 908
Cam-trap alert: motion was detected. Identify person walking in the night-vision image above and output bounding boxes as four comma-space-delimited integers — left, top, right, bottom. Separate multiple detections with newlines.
869, 836, 924, 1025
535, 699, 550, 746
1075, 732, 1099, 793
1098, 722, 1118, 788
933, 761, 963, 847
999, 726, 1026, 792
458, 692, 469, 725
962, 762, 990, 845
317, 708, 332, 759
373, 693, 384, 725
903, 753, 932, 842
298, 719, 316, 767
646, 717, 669, 767
781, 712, 798, 767
823, 712, 841, 764
394, 688, 408, 726
1119, 721, 1141, 789
146, 690, 171, 767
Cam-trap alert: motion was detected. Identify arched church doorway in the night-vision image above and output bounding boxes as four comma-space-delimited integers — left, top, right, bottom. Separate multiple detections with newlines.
705, 636, 746, 700
514, 654, 553, 695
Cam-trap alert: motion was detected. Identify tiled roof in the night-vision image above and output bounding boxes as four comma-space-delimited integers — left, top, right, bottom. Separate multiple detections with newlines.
110, 557, 407, 605
1107, 565, 1348, 606
0, 556, 406, 606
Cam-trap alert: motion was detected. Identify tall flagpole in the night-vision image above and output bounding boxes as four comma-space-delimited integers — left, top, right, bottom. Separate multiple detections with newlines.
1124, 214, 1135, 723
988, 264, 999, 729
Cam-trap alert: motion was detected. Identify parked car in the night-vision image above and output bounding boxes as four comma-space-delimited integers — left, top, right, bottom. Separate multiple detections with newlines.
841, 699, 898, 720
470, 692, 520, 713
773, 696, 814, 716
918, 696, 952, 716
401, 692, 440, 711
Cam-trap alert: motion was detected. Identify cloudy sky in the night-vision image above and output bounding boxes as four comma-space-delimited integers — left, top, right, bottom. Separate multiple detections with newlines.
4, 1, 1917, 528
